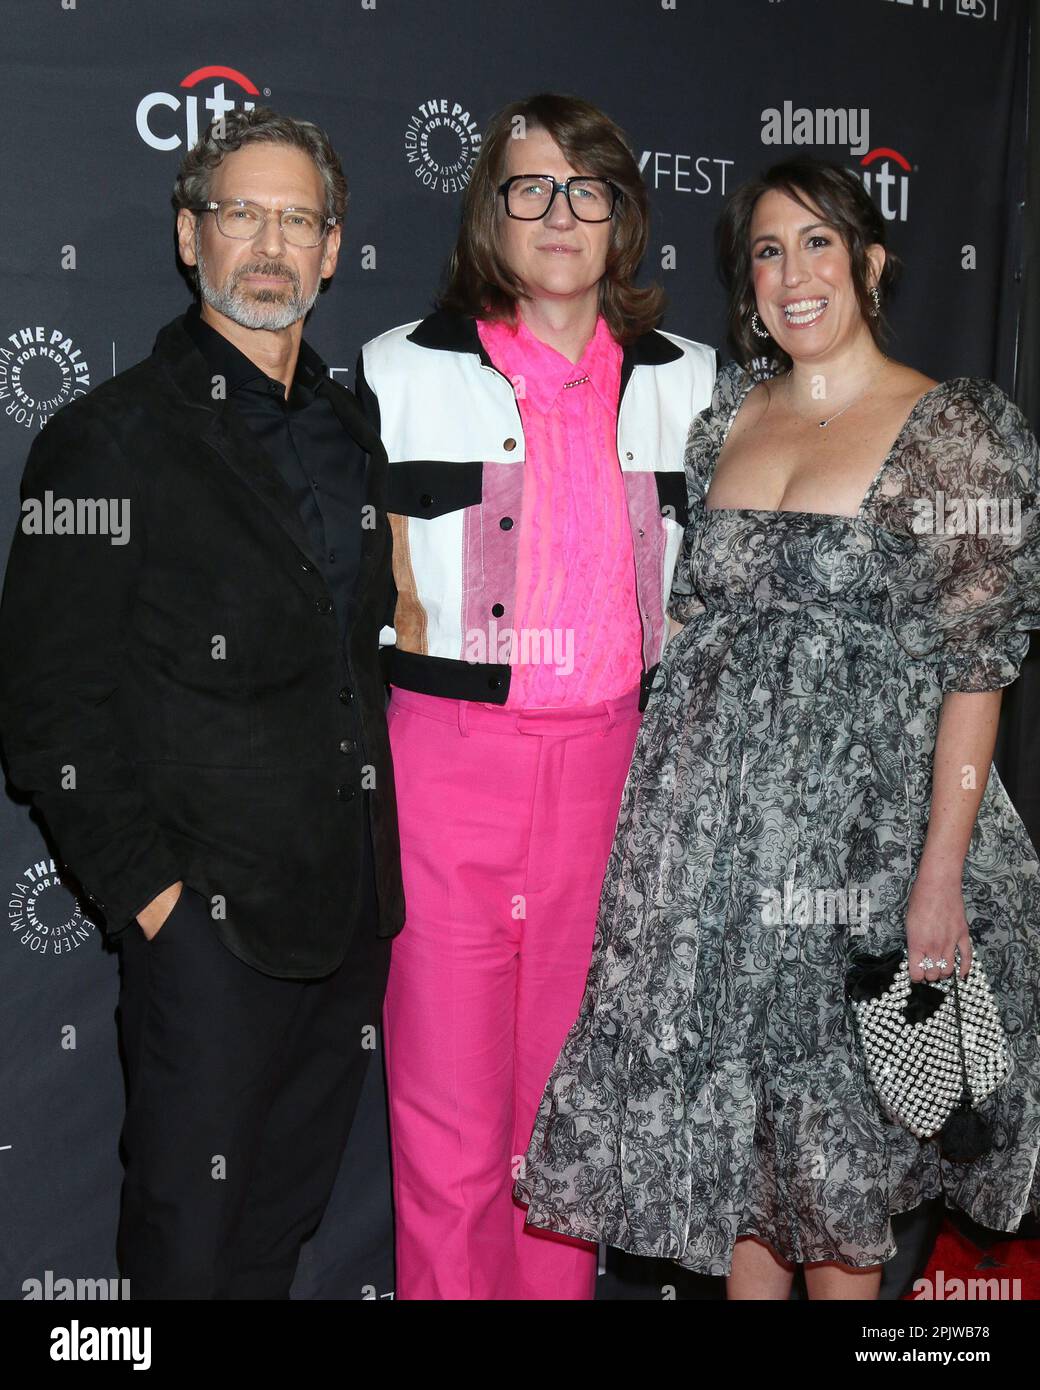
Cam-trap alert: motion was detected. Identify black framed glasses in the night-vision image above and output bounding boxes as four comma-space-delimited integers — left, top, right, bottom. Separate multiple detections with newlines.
192, 199, 339, 248
498, 175, 621, 223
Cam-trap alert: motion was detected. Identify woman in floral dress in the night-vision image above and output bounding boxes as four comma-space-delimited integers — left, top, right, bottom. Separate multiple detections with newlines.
513, 158, 1040, 1300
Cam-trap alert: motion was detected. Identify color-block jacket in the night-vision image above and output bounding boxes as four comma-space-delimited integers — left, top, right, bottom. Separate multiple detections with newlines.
356, 308, 716, 708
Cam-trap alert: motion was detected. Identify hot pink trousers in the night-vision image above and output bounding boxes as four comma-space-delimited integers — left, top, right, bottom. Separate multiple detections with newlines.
383, 683, 642, 1300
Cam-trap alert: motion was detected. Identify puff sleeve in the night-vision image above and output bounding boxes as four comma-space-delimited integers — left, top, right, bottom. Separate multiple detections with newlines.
886, 378, 1040, 693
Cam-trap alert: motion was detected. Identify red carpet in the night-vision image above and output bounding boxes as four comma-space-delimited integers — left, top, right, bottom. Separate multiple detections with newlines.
903, 1220, 1040, 1300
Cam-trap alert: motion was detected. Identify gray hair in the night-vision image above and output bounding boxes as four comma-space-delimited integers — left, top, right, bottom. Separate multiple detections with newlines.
173, 106, 348, 287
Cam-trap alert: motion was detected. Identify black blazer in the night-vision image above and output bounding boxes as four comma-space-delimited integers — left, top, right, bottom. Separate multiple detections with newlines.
0, 311, 405, 978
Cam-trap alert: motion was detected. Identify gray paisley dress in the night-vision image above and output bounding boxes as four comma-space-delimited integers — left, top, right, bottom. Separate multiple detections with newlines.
514, 358, 1040, 1274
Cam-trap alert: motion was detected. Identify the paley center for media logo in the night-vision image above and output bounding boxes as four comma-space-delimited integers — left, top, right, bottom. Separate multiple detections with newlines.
404, 99, 482, 194
8, 858, 95, 958
0, 325, 91, 433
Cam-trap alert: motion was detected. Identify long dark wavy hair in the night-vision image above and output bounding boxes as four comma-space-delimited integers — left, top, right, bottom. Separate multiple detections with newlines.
439, 92, 665, 343
717, 157, 900, 372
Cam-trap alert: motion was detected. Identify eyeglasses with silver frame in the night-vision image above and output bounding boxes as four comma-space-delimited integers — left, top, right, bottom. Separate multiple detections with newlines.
192, 199, 339, 248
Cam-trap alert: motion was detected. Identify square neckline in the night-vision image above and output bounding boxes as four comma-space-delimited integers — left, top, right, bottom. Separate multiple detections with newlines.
701, 370, 961, 525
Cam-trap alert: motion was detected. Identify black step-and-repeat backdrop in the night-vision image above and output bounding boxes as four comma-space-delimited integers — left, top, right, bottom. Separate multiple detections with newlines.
1, 0, 1030, 1301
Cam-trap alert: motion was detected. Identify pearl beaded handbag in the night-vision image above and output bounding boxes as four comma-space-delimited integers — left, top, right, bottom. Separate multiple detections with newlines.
847, 944, 1011, 1158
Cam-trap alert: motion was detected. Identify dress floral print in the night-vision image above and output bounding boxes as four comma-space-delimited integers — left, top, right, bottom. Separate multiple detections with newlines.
513, 359, 1040, 1274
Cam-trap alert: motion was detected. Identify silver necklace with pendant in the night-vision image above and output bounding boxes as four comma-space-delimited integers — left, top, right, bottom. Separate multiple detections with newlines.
786, 358, 888, 428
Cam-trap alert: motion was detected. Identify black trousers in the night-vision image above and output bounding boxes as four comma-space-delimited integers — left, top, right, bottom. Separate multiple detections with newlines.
114, 822, 391, 1299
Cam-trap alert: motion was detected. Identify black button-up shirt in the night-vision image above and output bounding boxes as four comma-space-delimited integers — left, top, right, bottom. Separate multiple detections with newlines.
183, 300, 367, 648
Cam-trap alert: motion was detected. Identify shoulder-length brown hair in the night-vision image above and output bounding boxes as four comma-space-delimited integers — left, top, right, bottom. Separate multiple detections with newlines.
717, 156, 900, 372
439, 92, 665, 344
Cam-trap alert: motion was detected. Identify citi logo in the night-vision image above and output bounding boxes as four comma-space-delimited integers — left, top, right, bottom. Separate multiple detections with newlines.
136, 65, 261, 151
855, 147, 912, 222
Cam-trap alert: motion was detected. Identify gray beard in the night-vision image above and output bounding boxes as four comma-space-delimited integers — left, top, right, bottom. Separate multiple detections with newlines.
195, 229, 321, 330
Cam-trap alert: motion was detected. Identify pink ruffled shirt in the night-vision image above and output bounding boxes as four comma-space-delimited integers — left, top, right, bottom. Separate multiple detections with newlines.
476, 312, 644, 709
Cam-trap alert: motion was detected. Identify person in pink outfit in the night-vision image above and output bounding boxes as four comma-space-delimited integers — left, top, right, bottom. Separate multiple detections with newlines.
356, 92, 715, 1300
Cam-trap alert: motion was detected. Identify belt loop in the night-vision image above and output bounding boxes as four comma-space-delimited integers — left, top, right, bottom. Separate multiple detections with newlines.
457, 699, 470, 738
602, 696, 618, 735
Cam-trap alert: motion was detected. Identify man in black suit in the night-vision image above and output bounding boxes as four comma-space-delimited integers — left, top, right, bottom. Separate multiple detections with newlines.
0, 108, 404, 1298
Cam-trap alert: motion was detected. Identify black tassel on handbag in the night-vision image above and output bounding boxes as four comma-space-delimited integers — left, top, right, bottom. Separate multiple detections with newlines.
937, 965, 994, 1162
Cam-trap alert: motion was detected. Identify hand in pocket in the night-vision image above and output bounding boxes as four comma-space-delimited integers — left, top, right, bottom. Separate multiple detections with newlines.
137, 881, 185, 941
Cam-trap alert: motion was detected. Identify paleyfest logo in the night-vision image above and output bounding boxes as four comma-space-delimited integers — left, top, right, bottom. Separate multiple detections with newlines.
881, 0, 1000, 18
404, 99, 481, 194
8, 858, 95, 958
0, 326, 91, 432
137, 64, 265, 151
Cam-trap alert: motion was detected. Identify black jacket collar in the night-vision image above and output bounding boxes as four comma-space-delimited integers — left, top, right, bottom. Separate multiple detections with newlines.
147, 309, 387, 587
150, 307, 384, 459
406, 306, 684, 396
